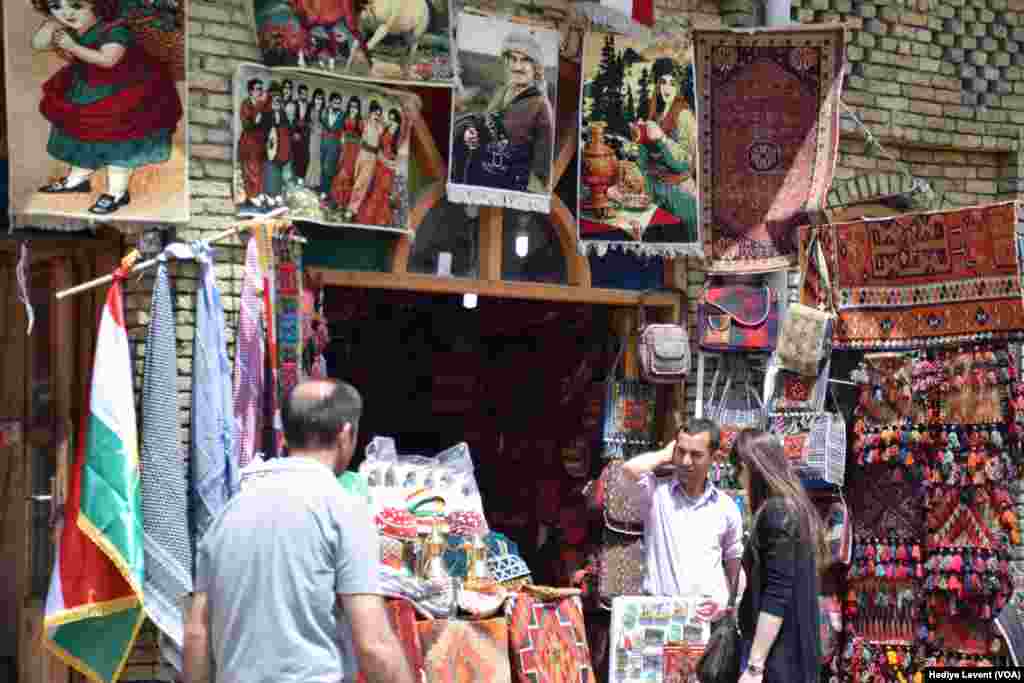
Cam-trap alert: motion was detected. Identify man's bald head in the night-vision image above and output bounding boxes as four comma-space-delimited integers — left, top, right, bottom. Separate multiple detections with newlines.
282, 379, 362, 451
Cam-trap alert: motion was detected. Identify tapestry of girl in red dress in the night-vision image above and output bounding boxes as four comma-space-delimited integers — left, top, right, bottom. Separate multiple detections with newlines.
31, 0, 183, 216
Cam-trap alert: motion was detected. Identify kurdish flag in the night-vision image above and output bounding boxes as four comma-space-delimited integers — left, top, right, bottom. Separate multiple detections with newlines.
43, 277, 145, 683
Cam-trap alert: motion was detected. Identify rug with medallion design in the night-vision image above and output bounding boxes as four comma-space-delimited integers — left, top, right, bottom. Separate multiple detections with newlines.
694, 25, 845, 274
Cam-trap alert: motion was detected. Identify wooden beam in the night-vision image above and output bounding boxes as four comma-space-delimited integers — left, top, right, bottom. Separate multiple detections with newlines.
392, 180, 446, 274
478, 207, 503, 281
550, 195, 590, 288
410, 106, 447, 181
552, 119, 579, 186
312, 268, 681, 307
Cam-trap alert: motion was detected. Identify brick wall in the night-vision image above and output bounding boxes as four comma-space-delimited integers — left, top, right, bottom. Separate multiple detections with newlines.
791, 0, 1024, 203
122, 0, 1024, 670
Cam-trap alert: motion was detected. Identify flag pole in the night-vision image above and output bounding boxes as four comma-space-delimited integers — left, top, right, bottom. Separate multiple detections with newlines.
54, 213, 302, 301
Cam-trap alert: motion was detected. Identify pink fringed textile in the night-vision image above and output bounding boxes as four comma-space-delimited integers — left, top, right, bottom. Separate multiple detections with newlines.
232, 237, 265, 469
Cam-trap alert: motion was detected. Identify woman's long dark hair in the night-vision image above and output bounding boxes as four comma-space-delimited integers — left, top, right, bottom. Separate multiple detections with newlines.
732, 429, 828, 572
387, 108, 403, 155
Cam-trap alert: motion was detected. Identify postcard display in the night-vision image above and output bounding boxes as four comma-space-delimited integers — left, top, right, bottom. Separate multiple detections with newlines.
608, 596, 711, 683
4, 0, 189, 225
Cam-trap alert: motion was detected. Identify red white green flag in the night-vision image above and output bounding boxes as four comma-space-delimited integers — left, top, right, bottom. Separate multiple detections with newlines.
43, 276, 145, 683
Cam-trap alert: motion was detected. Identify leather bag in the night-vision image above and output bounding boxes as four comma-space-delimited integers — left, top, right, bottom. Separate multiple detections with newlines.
637, 291, 690, 384
699, 284, 780, 353
775, 230, 835, 377
695, 541, 743, 683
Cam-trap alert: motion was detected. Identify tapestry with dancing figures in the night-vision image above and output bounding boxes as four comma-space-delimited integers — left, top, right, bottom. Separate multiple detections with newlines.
232, 63, 417, 232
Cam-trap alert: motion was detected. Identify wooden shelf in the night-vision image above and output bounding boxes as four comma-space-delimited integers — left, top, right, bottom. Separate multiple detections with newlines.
312, 267, 679, 307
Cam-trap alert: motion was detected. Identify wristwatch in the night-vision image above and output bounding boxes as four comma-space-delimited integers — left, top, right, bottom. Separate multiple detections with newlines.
746, 662, 765, 676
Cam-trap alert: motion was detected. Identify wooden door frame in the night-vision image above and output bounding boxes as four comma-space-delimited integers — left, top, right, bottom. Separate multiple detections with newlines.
2, 230, 122, 683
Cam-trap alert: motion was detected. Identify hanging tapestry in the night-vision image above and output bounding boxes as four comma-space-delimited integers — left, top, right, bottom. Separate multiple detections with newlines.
506, 593, 596, 683
248, 0, 454, 86
448, 12, 560, 213
417, 616, 512, 683
232, 63, 416, 232
801, 201, 1024, 350
4, 0, 188, 225
693, 25, 844, 274
275, 232, 303, 401
577, 26, 703, 258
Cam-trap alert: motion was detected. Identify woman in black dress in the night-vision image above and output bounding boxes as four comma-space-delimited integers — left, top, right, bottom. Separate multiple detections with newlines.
731, 429, 825, 683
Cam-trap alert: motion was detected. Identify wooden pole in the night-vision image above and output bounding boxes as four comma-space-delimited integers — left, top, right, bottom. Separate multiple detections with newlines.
53, 216, 299, 300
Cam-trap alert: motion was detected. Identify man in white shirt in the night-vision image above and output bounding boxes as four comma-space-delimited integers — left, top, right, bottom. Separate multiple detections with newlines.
623, 418, 743, 618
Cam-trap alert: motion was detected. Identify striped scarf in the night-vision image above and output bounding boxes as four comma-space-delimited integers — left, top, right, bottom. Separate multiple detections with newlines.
140, 257, 193, 669
190, 241, 238, 544
233, 237, 266, 469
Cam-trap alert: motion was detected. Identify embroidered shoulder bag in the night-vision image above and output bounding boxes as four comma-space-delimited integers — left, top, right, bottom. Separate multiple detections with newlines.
637, 290, 690, 384
769, 389, 847, 486
775, 228, 836, 377
698, 283, 780, 353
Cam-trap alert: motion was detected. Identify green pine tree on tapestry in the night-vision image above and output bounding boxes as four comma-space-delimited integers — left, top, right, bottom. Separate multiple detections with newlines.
119, 0, 182, 31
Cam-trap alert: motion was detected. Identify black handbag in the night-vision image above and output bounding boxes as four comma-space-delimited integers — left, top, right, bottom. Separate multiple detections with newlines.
696, 550, 743, 683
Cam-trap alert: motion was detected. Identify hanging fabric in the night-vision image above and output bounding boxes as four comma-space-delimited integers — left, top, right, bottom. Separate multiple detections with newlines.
140, 250, 193, 673
274, 231, 303, 409
233, 236, 266, 469
254, 223, 284, 458
190, 241, 238, 547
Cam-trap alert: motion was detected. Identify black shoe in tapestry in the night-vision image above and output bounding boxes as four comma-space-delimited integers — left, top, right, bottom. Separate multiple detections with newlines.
39, 177, 92, 194
89, 192, 131, 215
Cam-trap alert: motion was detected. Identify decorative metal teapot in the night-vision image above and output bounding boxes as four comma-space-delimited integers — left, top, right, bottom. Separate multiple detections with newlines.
417, 518, 450, 582
463, 533, 498, 593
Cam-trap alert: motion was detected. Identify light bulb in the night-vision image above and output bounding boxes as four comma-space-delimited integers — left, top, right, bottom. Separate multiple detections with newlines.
462, 293, 478, 309
515, 233, 529, 258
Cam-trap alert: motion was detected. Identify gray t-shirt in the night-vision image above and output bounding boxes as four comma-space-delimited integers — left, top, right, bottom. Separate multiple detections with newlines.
196, 457, 379, 683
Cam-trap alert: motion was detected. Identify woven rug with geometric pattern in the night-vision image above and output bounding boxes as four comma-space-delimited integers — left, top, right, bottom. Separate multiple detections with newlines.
800, 201, 1024, 349
506, 593, 596, 683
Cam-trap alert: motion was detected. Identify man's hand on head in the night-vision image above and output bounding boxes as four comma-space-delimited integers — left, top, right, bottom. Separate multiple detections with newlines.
660, 440, 676, 465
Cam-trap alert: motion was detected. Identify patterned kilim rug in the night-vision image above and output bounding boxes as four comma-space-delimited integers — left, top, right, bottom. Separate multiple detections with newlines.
694, 25, 845, 274
800, 201, 1024, 349
417, 617, 512, 683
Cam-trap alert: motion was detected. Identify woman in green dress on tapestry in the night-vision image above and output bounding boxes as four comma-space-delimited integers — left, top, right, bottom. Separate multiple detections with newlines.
632, 57, 699, 243
31, 0, 183, 215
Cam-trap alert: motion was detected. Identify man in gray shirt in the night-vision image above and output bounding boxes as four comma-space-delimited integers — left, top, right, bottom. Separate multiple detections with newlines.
184, 380, 416, 683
